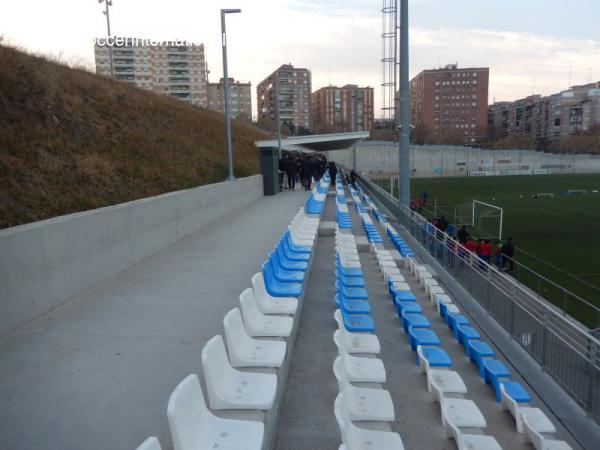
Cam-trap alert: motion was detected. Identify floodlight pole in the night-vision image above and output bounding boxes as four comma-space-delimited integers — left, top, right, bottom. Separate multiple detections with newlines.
398, 0, 410, 213
221, 8, 241, 182
100, 0, 114, 78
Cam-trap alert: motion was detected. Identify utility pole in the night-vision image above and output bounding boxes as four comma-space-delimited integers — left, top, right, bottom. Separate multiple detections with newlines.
221, 8, 242, 181
398, 0, 410, 211
99, 0, 114, 78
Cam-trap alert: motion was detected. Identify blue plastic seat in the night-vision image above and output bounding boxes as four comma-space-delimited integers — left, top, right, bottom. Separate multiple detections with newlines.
268, 254, 304, 283
338, 295, 371, 315
483, 359, 511, 401
275, 246, 308, 271
262, 262, 302, 298
402, 312, 431, 333
335, 281, 368, 300
280, 238, 310, 262
396, 301, 422, 316
499, 381, 531, 403
408, 328, 440, 351
341, 311, 375, 332
416, 346, 452, 367
394, 291, 417, 304
335, 260, 363, 277
468, 341, 495, 377
336, 271, 366, 287
439, 301, 454, 318
457, 325, 480, 352
447, 313, 470, 338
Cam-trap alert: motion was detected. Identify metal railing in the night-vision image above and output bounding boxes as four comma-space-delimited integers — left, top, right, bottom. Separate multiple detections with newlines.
354, 170, 600, 422
370, 176, 600, 329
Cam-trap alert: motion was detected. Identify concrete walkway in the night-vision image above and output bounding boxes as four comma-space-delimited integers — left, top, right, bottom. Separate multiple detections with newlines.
0, 189, 309, 450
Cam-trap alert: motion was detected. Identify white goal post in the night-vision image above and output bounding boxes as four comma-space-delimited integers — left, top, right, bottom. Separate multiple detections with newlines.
472, 200, 504, 240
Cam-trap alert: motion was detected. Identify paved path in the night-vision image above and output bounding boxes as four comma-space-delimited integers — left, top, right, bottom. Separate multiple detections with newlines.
0, 189, 309, 450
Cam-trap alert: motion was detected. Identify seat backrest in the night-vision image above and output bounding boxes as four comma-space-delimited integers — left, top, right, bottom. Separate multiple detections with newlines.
262, 260, 275, 284
522, 414, 544, 448
136, 437, 162, 450
201, 335, 234, 397
167, 374, 210, 450
333, 330, 348, 357
499, 383, 518, 417
251, 272, 269, 301
416, 345, 430, 372
240, 287, 262, 324
223, 308, 253, 357
333, 309, 343, 330
332, 356, 351, 394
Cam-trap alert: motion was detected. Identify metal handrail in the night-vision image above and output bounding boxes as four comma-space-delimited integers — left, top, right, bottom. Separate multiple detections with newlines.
349, 168, 600, 421
370, 176, 600, 328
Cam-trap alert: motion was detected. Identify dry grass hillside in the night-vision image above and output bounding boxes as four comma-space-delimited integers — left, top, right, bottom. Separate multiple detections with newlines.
0, 45, 269, 229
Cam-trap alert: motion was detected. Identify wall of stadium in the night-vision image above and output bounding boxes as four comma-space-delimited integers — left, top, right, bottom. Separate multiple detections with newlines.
326, 142, 600, 178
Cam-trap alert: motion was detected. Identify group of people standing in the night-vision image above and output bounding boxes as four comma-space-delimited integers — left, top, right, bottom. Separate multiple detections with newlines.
278, 153, 333, 191
456, 225, 514, 271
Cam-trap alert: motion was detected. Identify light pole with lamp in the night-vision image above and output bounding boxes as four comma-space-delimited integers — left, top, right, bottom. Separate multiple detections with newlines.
221, 8, 241, 182
98, 0, 114, 78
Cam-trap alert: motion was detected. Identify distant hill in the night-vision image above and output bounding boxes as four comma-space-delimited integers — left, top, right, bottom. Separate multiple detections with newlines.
0, 45, 269, 228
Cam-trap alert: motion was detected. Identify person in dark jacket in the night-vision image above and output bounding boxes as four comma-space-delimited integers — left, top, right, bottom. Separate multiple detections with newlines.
285, 156, 297, 190
328, 161, 337, 185
457, 225, 470, 244
278, 155, 287, 191
501, 237, 515, 272
350, 169, 357, 189
301, 156, 313, 190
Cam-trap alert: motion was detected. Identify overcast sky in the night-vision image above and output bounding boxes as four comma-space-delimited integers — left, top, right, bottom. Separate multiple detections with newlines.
1, 0, 599, 117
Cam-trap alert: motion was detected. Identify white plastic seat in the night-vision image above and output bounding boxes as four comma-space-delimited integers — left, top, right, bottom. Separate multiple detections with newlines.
383, 266, 402, 282
251, 274, 298, 315
136, 437, 161, 450
201, 335, 277, 410
427, 283, 444, 298
167, 374, 264, 450
223, 308, 286, 368
446, 416, 502, 450
334, 393, 405, 450
387, 273, 406, 283
434, 293, 452, 307
500, 384, 556, 434
333, 331, 386, 383
339, 258, 362, 269
334, 309, 380, 354
522, 414, 572, 450
419, 346, 467, 395
333, 357, 394, 421
240, 289, 293, 337
441, 303, 460, 316
420, 272, 435, 286
390, 282, 410, 292
436, 382, 486, 434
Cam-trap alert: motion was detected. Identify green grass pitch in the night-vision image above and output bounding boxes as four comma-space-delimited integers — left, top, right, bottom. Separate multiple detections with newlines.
383, 174, 600, 327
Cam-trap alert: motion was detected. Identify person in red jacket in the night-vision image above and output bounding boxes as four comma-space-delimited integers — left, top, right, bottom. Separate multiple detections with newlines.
480, 239, 492, 264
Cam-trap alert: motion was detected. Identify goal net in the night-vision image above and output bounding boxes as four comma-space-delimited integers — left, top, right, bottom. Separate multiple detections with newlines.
472, 200, 503, 240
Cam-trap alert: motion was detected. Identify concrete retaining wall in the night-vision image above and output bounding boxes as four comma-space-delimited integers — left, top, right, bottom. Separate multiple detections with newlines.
0, 175, 263, 337
327, 142, 600, 178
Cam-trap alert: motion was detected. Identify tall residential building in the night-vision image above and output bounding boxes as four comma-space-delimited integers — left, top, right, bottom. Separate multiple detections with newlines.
257, 64, 312, 133
94, 38, 207, 107
311, 85, 374, 133
488, 82, 600, 144
409, 64, 490, 143
207, 78, 252, 122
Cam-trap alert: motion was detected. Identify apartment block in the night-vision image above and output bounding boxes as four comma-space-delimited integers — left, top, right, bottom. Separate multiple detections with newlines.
257, 64, 312, 132
312, 85, 374, 133
94, 38, 207, 107
487, 82, 600, 144
207, 78, 252, 122
409, 64, 490, 143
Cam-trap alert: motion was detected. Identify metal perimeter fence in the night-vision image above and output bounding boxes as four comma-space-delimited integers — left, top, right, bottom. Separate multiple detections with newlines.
370, 176, 600, 330
352, 169, 600, 423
